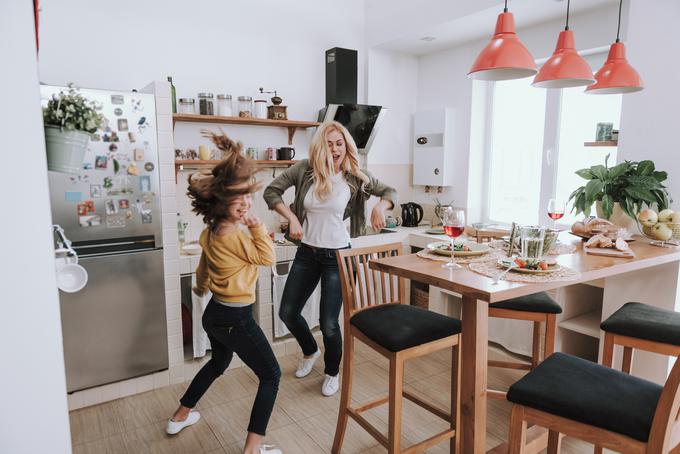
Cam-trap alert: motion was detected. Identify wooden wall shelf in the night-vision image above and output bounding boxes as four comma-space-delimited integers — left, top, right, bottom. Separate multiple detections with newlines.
172, 113, 320, 145
584, 140, 618, 147
174, 159, 297, 182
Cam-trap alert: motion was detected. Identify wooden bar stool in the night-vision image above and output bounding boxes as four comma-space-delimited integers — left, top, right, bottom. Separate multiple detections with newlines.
601, 302, 680, 374
505, 352, 680, 454
487, 292, 561, 399
331, 243, 462, 454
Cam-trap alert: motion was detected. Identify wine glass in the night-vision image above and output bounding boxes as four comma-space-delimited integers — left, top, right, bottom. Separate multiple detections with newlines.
442, 207, 466, 269
546, 198, 565, 231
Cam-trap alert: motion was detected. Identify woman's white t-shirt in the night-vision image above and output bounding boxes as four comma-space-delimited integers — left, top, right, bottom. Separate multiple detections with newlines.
302, 172, 351, 249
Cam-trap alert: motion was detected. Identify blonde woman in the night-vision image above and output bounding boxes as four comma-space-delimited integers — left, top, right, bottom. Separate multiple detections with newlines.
263, 121, 397, 396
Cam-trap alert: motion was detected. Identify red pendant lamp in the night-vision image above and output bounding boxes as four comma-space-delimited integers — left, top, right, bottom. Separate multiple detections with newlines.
586, 0, 643, 94
468, 0, 537, 81
532, 0, 595, 89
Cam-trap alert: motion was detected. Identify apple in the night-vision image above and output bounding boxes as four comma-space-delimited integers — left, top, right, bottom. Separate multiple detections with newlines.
637, 209, 658, 227
669, 212, 680, 224
658, 209, 675, 223
652, 223, 673, 241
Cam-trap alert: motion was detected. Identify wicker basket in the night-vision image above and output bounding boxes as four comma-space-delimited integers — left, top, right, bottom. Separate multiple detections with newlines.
641, 223, 680, 241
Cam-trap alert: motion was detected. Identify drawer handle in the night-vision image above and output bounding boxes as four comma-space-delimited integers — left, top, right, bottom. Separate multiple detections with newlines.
417, 137, 428, 145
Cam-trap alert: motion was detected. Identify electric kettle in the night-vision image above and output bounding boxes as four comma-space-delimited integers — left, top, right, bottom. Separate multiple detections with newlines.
401, 202, 423, 227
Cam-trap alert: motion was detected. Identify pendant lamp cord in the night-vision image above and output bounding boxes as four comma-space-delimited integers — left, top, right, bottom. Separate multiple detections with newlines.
616, 0, 623, 42
504, 0, 508, 13
565, 0, 571, 30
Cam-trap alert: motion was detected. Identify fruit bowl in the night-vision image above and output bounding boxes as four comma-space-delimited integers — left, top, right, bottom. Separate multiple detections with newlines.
637, 209, 680, 246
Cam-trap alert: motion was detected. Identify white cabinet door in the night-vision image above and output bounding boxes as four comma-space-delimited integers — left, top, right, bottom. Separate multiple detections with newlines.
413, 145, 445, 186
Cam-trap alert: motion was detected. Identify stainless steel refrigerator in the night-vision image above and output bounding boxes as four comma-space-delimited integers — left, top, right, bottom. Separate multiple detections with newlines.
41, 85, 168, 393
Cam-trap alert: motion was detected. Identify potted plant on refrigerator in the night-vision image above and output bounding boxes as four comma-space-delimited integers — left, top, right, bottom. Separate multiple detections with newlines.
43, 85, 104, 174
568, 154, 672, 232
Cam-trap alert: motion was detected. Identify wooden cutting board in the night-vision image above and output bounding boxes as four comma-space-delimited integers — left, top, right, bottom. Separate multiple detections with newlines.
585, 247, 635, 258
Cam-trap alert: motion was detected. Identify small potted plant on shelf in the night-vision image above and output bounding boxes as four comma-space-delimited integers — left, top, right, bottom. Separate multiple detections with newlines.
43, 84, 104, 174
568, 154, 672, 232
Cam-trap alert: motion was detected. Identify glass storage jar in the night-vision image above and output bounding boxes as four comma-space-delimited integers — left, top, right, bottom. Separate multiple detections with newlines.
197, 93, 214, 115
254, 99, 267, 119
238, 96, 252, 118
216, 94, 232, 117
178, 98, 195, 114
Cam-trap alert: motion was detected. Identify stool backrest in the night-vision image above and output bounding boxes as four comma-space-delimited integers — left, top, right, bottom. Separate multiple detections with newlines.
648, 356, 680, 453
336, 242, 405, 321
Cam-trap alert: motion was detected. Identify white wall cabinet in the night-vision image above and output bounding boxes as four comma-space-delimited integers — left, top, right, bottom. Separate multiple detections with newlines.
412, 108, 454, 187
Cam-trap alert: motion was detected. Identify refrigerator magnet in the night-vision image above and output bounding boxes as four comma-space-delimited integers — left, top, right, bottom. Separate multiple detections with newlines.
103, 177, 113, 190
109, 143, 118, 152
127, 163, 140, 176
137, 116, 148, 133
90, 184, 102, 198
111, 94, 124, 105
65, 191, 82, 203
105, 199, 118, 215
114, 108, 123, 116
117, 118, 129, 131
83, 162, 93, 170
133, 148, 144, 161
118, 199, 129, 209
125, 210, 132, 220
76, 203, 88, 216
139, 176, 151, 192
95, 156, 108, 169
91, 133, 101, 142
128, 132, 136, 143
110, 132, 120, 142
106, 214, 126, 228
84, 200, 95, 213
130, 98, 143, 112
144, 162, 154, 172
141, 211, 152, 224
79, 215, 101, 227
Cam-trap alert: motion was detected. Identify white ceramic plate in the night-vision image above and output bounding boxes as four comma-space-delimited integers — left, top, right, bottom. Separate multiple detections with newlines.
427, 241, 490, 257
497, 257, 561, 274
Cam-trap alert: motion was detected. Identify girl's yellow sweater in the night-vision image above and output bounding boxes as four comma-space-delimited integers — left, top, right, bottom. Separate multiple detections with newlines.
195, 224, 275, 304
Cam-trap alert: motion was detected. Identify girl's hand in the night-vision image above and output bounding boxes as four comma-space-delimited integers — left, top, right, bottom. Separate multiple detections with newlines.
371, 202, 388, 231
192, 286, 205, 297
288, 216, 303, 240
244, 214, 262, 228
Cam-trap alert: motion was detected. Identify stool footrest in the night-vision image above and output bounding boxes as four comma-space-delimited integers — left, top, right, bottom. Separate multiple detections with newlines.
403, 390, 451, 421
355, 396, 389, 414
489, 360, 531, 370
401, 429, 456, 454
348, 408, 388, 447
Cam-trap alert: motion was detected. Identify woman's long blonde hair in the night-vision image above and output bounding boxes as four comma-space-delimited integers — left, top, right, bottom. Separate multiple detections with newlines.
308, 121, 369, 200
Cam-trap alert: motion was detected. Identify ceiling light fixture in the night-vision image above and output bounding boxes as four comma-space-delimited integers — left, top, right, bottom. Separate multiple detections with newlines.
532, 0, 595, 88
467, 0, 537, 81
586, 0, 643, 94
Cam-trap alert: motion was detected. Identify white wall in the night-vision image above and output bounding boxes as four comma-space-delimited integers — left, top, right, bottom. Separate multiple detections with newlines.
0, 2, 72, 453
415, 5, 619, 213
618, 0, 680, 210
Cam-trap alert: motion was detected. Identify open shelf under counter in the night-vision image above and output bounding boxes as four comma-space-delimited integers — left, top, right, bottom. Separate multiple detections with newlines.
558, 310, 602, 339
174, 159, 297, 182
172, 113, 320, 145
584, 140, 618, 147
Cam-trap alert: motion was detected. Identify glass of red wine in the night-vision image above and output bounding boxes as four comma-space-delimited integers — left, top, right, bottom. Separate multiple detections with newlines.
442, 207, 466, 269
546, 198, 565, 231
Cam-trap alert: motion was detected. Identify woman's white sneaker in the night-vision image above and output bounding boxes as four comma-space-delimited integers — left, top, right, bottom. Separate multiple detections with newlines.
322, 374, 339, 396
166, 410, 200, 435
295, 349, 320, 378
260, 444, 282, 454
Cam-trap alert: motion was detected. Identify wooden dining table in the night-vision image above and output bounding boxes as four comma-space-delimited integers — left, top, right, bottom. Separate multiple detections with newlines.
369, 234, 680, 453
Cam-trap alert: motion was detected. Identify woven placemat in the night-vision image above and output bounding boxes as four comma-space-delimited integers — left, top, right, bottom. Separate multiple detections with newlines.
468, 260, 581, 283
489, 240, 577, 256
416, 248, 505, 265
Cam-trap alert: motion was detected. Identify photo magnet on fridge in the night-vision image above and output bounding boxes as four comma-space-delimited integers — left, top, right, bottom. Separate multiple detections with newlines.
133, 148, 144, 161
106, 214, 126, 228
117, 118, 129, 131
95, 155, 108, 169
76, 203, 88, 216
141, 211, 152, 224
118, 199, 129, 209
84, 200, 95, 213
111, 94, 124, 105
79, 215, 102, 227
139, 175, 151, 192
90, 184, 102, 198
114, 108, 124, 116
105, 199, 118, 215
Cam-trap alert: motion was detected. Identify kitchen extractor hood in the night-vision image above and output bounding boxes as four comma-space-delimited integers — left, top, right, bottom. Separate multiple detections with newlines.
318, 104, 386, 155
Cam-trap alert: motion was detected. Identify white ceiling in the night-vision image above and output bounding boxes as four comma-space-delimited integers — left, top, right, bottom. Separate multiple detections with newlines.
374, 0, 619, 56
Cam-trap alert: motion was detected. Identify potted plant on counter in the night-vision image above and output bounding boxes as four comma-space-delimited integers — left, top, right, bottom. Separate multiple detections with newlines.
568, 154, 671, 232
43, 85, 104, 174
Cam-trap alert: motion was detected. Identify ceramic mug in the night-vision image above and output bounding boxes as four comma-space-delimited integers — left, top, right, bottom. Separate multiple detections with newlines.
385, 216, 401, 229
277, 147, 296, 160
265, 147, 277, 160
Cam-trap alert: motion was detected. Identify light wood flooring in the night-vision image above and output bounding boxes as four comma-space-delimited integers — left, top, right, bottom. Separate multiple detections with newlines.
69, 344, 594, 453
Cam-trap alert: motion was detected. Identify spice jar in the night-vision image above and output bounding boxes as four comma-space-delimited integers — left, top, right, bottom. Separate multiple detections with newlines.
238, 96, 252, 118
198, 93, 214, 115
178, 98, 195, 114
254, 100, 267, 119
216, 94, 232, 117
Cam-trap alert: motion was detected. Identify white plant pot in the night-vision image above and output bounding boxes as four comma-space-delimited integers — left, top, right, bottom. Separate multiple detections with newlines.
596, 201, 639, 233
44, 125, 90, 174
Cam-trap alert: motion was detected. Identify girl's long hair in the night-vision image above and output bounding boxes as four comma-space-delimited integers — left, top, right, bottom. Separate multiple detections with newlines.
308, 121, 368, 200
187, 130, 261, 232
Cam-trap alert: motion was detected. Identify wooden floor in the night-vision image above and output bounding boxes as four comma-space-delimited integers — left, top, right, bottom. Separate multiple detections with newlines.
69, 344, 594, 453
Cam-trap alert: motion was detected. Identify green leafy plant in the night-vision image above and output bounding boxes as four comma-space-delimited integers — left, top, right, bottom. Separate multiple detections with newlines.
568, 154, 671, 220
43, 84, 104, 133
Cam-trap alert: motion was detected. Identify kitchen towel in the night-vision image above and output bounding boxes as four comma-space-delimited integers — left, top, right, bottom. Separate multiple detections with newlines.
192, 274, 212, 358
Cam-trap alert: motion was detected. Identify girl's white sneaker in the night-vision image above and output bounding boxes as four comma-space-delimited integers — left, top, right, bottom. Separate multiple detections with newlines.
322, 374, 339, 396
165, 410, 201, 435
260, 444, 282, 453
295, 349, 320, 378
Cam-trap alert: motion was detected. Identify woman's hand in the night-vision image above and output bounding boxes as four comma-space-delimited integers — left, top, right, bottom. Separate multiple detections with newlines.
371, 200, 391, 231
244, 214, 262, 228
288, 216, 303, 240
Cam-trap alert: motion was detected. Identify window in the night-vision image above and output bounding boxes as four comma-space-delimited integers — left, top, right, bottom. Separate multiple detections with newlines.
482, 55, 623, 227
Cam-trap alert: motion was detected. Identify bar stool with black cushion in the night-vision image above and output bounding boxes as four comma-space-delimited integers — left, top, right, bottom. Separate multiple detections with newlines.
601, 302, 680, 374
505, 352, 680, 454
487, 292, 562, 399
331, 242, 462, 454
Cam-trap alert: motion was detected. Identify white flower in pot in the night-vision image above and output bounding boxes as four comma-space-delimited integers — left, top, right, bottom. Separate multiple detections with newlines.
43, 85, 104, 174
